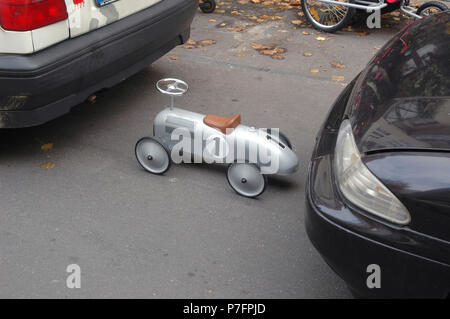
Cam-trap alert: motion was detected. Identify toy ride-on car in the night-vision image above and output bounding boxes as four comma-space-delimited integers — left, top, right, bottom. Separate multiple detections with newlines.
135, 79, 299, 198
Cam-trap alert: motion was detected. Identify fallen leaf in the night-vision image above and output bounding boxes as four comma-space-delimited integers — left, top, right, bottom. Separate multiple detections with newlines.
41, 143, 53, 151
231, 26, 247, 32
251, 42, 274, 50
310, 69, 319, 74
271, 55, 284, 60
258, 47, 285, 56
198, 39, 216, 45
303, 52, 312, 57
260, 49, 278, 55
330, 61, 346, 69
332, 75, 345, 82
40, 162, 56, 170
316, 36, 329, 41
169, 56, 178, 61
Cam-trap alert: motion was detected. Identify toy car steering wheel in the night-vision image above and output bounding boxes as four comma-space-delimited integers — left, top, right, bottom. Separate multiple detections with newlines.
156, 78, 188, 96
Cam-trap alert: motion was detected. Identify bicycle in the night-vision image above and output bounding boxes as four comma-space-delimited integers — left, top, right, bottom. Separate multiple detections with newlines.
301, 0, 448, 32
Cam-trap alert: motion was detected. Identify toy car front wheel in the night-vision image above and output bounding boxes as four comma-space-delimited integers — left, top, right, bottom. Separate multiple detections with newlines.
135, 137, 171, 175
227, 163, 267, 198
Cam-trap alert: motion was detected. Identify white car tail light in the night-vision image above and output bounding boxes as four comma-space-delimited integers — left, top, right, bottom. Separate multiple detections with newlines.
0, 0, 68, 31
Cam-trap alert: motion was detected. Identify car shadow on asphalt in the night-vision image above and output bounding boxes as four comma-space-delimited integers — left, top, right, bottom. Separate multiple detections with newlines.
0, 67, 167, 160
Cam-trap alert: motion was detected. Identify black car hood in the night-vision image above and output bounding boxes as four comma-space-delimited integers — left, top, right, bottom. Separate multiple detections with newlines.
347, 13, 450, 153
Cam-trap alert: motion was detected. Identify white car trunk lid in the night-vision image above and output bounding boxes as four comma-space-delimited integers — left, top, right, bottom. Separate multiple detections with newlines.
65, 0, 161, 38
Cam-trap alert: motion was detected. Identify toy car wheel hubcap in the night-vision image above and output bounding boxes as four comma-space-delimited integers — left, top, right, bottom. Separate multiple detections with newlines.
227, 163, 266, 198
136, 137, 170, 174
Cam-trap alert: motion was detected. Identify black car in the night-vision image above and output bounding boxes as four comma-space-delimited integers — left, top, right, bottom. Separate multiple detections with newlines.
306, 12, 450, 298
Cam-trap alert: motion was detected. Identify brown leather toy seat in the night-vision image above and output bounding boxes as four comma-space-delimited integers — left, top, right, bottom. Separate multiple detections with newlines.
203, 114, 241, 134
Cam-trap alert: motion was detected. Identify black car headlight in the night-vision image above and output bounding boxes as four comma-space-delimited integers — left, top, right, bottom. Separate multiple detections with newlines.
334, 120, 411, 225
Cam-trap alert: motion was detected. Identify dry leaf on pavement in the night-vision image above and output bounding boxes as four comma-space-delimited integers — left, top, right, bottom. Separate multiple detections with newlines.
231, 26, 247, 32
41, 143, 53, 151
332, 76, 345, 82
251, 43, 274, 50
198, 39, 216, 45
40, 162, 56, 170
330, 61, 346, 69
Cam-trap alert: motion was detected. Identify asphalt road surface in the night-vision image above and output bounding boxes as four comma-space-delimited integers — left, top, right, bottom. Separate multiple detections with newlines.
0, 3, 408, 298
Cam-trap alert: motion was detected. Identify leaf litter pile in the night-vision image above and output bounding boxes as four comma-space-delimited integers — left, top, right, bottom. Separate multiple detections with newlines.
203, 0, 409, 34
172, 0, 411, 84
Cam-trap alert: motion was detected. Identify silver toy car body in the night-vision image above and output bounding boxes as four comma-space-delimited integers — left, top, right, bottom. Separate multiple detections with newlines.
136, 79, 299, 198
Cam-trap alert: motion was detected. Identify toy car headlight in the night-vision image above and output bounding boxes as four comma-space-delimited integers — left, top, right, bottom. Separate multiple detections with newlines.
334, 120, 411, 225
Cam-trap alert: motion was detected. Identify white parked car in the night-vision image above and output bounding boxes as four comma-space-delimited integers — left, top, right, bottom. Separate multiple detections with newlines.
0, 0, 198, 128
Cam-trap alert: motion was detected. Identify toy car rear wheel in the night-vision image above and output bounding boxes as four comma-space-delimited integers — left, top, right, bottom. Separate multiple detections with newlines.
417, 1, 448, 16
227, 163, 267, 198
135, 137, 171, 175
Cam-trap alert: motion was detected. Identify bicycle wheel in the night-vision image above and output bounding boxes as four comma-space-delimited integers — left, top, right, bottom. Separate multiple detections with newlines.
301, 0, 355, 32
417, 1, 448, 17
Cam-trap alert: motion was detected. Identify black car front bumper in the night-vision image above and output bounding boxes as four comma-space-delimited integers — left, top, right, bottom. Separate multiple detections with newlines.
306, 81, 450, 298
0, 0, 198, 128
